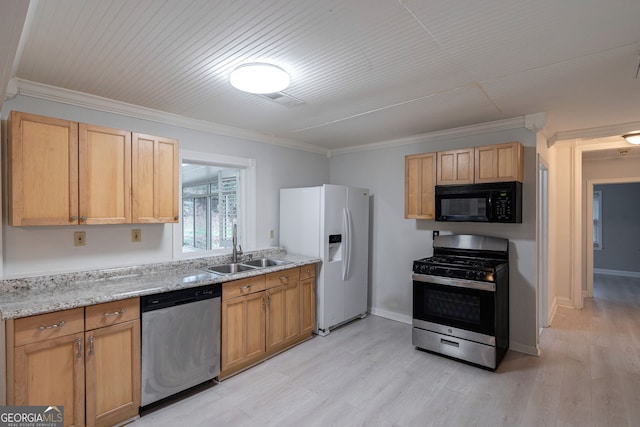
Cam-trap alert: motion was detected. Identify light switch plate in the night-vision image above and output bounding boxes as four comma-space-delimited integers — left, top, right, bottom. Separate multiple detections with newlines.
74, 231, 86, 247
132, 229, 141, 243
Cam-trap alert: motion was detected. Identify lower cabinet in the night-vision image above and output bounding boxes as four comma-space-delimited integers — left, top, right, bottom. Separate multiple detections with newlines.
9, 298, 140, 427
220, 264, 316, 379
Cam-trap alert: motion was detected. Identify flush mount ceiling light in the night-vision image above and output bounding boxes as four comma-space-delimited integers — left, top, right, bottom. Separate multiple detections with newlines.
622, 132, 640, 145
229, 63, 290, 94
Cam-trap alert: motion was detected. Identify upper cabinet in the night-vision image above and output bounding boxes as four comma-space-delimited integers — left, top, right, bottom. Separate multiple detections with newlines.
132, 133, 180, 223
474, 142, 523, 183
405, 153, 437, 219
79, 124, 132, 224
9, 112, 79, 226
8, 111, 179, 226
436, 148, 474, 185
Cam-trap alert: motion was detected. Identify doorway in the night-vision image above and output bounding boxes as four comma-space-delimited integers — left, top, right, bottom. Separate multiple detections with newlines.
585, 179, 640, 297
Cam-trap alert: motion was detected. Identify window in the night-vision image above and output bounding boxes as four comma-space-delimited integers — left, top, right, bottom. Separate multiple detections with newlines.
593, 190, 602, 250
182, 165, 240, 252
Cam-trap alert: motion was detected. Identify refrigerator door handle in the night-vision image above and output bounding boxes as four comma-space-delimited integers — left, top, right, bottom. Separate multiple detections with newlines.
342, 207, 352, 281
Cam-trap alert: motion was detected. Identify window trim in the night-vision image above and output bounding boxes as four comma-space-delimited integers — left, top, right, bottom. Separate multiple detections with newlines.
593, 190, 602, 251
176, 150, 256, 260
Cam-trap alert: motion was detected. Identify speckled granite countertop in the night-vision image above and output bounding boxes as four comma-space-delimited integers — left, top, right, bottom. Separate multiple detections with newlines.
0, 249, 320, 320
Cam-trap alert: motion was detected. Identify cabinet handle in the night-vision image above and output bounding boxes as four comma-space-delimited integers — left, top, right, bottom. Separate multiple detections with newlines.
174, 216, 179, 221
262, 295, 266, 309
104, 308, 125, 317
69, 216, 78, 222
240, 285, 252, 290
76, 338, 82, 359
279, 276, 288, 283
267, 294, 271, 306
80, 215, 87, 222
306, 269, 311, 275
38, 320, 65, 331
88, 336, 95, 356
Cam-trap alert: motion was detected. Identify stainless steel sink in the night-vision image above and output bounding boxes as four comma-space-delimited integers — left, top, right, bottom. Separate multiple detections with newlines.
203, 263, 257, 275
241, 258, 291, 268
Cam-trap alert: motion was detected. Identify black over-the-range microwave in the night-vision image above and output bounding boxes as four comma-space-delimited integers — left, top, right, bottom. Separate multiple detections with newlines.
435, 181, 522, 223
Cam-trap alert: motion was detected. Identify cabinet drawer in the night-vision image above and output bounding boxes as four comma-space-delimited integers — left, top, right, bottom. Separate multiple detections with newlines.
223, 276, 266, 301
14, 307, 85, 347
85, 297, 140, 330
299, 264, 316, 280
266, 268, 300, 289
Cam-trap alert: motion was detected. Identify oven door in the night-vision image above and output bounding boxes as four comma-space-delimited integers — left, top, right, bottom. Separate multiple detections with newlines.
412, 274, 496, 341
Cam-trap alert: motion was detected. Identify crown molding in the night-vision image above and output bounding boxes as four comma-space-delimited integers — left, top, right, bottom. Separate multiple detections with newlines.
552, 120, 640, 143
329, 115, 530, 156
7, 78, 329, 156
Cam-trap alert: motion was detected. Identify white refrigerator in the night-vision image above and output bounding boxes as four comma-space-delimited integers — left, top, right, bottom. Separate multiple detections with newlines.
279, 184, 369, 336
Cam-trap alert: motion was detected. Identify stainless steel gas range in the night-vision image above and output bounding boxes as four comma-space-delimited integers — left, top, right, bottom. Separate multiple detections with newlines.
412, 234, 509, 370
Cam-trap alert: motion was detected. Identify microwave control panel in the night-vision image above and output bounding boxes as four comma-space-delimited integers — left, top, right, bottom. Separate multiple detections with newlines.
493, 192, 513, 221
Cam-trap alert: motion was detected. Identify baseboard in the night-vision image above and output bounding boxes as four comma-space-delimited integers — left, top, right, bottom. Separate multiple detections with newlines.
594, 268, 640, 278
547, 296, 558, 326
556, 296, 573, 309
509, 341, 539, 356
368, 307, 412, 325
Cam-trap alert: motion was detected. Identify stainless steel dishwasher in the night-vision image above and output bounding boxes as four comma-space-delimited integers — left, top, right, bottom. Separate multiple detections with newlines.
140, 283, 221, 408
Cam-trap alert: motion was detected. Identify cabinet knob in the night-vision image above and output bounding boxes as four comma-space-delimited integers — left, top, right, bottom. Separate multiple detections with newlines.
174, 215, 179, 220
80, 216, 87, 222
70, 216, 78, 222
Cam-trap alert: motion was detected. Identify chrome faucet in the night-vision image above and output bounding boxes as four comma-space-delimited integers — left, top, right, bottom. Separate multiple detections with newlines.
232, 223, 243, 263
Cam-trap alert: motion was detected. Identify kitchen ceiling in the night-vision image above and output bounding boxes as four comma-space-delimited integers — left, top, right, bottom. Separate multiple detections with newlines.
3, 0, 640, 151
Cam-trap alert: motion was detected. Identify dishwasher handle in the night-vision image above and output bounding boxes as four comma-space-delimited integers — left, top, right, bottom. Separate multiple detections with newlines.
141, 283, 222, 312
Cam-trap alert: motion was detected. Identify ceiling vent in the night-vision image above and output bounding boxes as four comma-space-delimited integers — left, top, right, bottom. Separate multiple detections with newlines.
258, 91, 305, 107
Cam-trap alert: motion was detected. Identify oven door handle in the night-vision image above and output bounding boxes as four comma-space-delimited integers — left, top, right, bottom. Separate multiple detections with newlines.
412, 273, 496, 292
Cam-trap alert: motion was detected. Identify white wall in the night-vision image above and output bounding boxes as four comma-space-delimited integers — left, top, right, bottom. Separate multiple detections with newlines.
1, 95, 330, 277
330, 128, 539, 355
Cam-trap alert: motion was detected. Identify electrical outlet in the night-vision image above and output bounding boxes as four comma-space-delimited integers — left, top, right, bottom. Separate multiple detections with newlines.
269, 229, 275, 239
74, 231, 86, 247
132, 229, 141, 243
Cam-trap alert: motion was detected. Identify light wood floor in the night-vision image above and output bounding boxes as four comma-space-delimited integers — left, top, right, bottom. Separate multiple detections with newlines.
129, 275, 640, 427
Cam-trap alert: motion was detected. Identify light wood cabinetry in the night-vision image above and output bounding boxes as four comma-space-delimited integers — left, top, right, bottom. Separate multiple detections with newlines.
84, 299, 140, 427
299, 264, 316, 336
220, 265, 316, 379
8, 111, 179, 226
132, 133, 180, 223
265, 269, 300, 353
8, 111, 79, 226
7, 299, 140, 427
405, 153, 437, 219
474, 141, 524, 183
79, 124, 132, 224
221, 276, 267, 375
12, 308, 85, 427
436, 148, 474, 185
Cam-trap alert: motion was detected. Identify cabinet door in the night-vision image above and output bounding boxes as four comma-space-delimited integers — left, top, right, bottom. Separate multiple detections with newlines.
131, 133, 180, 223
14, 333, 85, 427
266, 281, 300, 353
437, 148, 474, 185
475, 142, 524, 183
405, 153, 436, 219
300, 276, 316, 337
221, 291, 266, 374
8, 111, 79, 226
85, 320, 141, 427
79, 124, 132, 224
